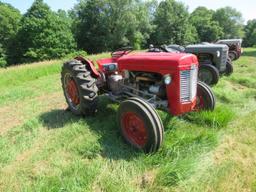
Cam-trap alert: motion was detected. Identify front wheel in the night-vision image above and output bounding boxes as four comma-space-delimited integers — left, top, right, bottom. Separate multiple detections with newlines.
117, 98, 163, 153
198, 64, 219, 86
229, 51, 238, 61
194, 81, 216, 111
225, 59, 234, 76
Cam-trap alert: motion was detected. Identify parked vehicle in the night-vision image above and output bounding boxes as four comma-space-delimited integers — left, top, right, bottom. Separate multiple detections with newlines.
149, 44, 233, 86
216, 39, 243, 61
61, 47, 216, 153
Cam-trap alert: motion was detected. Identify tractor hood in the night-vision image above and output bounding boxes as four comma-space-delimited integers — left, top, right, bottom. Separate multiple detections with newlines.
117, 52, 198, 72
216, 39, 243, 45
185, 44, 228, 54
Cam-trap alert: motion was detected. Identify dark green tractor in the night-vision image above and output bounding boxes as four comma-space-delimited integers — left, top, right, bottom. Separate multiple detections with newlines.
165, 43, 233, 86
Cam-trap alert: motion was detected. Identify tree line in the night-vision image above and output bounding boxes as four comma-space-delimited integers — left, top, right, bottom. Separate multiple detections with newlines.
0, 0, 255, 67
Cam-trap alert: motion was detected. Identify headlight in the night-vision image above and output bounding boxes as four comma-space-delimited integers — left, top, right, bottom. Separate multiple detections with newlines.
216, 51, 220, 58
164, 75, 172, 85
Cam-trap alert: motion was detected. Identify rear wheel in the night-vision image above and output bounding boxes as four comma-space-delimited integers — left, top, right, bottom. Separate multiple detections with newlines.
229, 51, 237, 61
198, 64, 220, 86
61, 60, 98, 115
225, 59, 234, 76
194, 81, 216, 111
117, 98, 163, 153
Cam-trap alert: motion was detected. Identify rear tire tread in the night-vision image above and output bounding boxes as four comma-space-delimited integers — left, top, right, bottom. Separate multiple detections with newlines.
61, 60, 98, 115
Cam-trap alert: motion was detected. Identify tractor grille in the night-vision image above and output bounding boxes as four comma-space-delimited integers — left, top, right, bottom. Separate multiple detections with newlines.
180, 65, 198, 103
221, 50, 228, 64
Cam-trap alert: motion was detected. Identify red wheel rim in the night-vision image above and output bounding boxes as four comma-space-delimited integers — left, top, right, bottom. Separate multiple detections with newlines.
195, 90, 205, 111
66, 78, 80, 106
121, 112, 148, 147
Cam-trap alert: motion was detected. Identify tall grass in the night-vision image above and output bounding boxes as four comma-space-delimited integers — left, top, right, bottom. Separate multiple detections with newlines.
0, 49, 256, 191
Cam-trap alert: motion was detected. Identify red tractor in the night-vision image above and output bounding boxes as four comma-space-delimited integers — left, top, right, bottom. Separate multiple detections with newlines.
61, 48, 215, 153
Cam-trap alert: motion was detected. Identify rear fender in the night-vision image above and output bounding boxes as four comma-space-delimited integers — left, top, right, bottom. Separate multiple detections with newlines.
75, 56, 100, 78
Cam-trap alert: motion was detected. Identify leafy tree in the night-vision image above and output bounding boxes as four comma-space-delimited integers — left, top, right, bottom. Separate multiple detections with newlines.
13, 0, 76, 63
150, 0, 197, 45
190, 7, 223, 42
0, 0, 251, 66
243, 19, 256, 47
0, 2, 21, 66
184, 24, 199, 44
71, 0, 109, 53
72, 0, 153, 53
0, 44, 7, 67
213, 6, 244, 39
126, 1, 155, 49
0, 2, 21, 47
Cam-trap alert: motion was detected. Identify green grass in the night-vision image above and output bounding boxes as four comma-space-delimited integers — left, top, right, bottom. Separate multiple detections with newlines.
0, 49, 256, 191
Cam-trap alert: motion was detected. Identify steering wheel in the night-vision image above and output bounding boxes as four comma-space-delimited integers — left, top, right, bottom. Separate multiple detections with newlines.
148, 45, 169, 53
111, 47, 134, 57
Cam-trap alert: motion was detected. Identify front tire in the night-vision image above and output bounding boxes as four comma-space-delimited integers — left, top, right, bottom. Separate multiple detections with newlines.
61, 60, 98, 115
194, 81, 216, 111
117, 98, 163, 153
225, 59, 234, 76
229, 51, 238, 61
198, 64, 220, 86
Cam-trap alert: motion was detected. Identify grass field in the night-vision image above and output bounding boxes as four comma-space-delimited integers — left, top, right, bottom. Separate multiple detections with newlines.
0, 48, 256, 192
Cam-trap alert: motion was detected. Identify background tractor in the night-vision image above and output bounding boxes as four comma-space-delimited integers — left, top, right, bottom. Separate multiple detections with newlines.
216, 39, 243, 61
149, 43, 233, 86
61, 48, 216, 153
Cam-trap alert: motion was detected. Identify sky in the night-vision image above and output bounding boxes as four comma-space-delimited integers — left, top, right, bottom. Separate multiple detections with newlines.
1, 0, 256, 22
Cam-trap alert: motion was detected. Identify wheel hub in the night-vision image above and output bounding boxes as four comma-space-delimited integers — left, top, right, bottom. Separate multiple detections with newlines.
65, 75, 80, 106
195, 90, 205, 111
122, 112, 148, 147
196, 96, 204, 111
